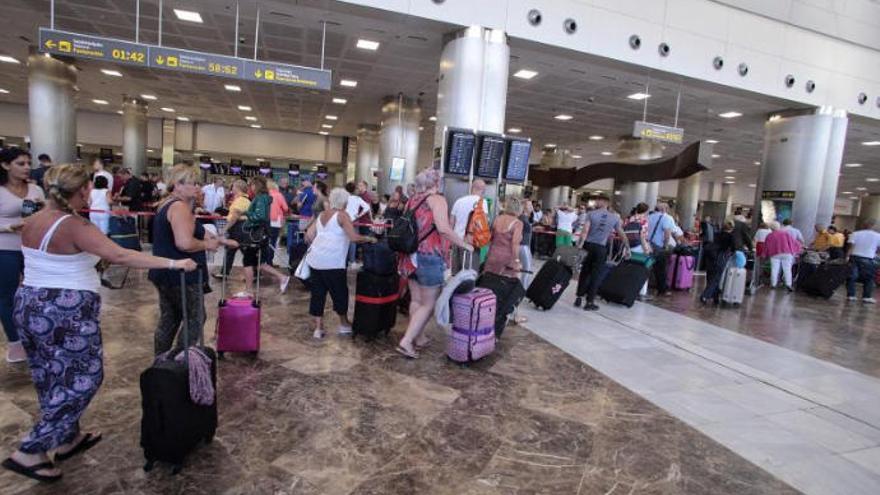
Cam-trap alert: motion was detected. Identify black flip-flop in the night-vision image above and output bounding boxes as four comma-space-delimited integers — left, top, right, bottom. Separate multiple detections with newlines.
1, 457, 62, 483
54, 433, 102, 462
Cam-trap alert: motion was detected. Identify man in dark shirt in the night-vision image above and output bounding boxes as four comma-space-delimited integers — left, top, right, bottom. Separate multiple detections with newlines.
30, 154, 52, 189
119, 169, 143, 211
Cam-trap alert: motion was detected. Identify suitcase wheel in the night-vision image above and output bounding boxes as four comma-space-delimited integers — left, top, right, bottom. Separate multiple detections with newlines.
143, 460, 155, 472
250, 351, 259, 358
217, 351, 225, 360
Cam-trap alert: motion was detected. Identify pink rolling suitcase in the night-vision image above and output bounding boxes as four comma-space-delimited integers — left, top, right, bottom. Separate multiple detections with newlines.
666, 254, 696, 290
448, 287, 496, 363
216, 242, 262, 357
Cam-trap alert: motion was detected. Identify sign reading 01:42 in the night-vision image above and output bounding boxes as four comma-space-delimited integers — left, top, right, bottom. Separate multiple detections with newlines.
40, 28, 147, 66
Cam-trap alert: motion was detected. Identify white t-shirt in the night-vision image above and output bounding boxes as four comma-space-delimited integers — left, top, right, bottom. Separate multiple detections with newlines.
201, 185, 225, 213
450, 194, 487, 238
556, 210, 578, 233
754, 228, 772, 243
94, 169, 114, 192
848, 229, 880, 259
345, 195, 370, 222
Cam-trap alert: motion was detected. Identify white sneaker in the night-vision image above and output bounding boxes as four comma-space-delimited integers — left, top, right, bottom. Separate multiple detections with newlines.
348, 262, 362, 271
279, 276, 291, 294
864, 298, 877, 305
5, 341, 26, 363
233, 291, 252, 299
847, 296, 858, 302
313, 329, 326, 340
337, 325, 352, 336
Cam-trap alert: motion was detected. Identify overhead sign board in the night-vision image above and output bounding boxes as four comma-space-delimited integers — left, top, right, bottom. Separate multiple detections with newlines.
762, 190, 796, 200
244, 60, 332, 90
39, 27, 331, 90
633, 120, 684, 144
40, 28, 147, 66
150, 46, 243, 78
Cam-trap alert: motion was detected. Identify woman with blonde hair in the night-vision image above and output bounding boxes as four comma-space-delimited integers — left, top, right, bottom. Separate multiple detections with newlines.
150, 164, 237, 355
2, 164, 197, 483
483, 196, 524, 278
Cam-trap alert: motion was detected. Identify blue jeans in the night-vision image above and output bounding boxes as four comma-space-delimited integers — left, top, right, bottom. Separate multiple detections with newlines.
0, 250, 23, 342
413, 253, 446, 288
847, 256, 877, 299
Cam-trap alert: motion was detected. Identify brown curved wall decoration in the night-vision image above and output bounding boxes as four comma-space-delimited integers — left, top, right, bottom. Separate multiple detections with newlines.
528, 141, 708, 188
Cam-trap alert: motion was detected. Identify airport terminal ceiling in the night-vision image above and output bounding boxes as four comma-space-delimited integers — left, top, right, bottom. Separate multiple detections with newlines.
0, 0, 878, 197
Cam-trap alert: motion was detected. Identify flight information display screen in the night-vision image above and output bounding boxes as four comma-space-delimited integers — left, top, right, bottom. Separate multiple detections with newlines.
504, 138, 531, 183
444, 130, 476, 176
475, 133, 505, 179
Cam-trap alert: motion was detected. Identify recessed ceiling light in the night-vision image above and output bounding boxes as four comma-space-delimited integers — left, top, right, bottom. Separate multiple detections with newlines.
724, 169, 737, 173
340, 79, 358, 88
856, 187, 867, 191
173, 8, 203, 23
319, 131, 329, 135
712, 154, 721, 158
545, 143, 557, 148
844, 163, 863, 168
754, 161, 761, 165
254, 158, 263, 162
0, 88, 9, 94
719, 111, 743, 118
705, 139, 719, 144
627, 92, 651, 100
862, 141, 880, 146
332, 98, 347, 104
356, 39, 380, 50
161, 107, 175, 112
724, 180, 736, 184
116, 110, 123, 114
513, 69, 538, 80
250, 124, 262, 129
748, 184, 756, 188
325, 115, 338, 121
571, 155, 583, 159
419, 126, 424, 131
841, 191, 853, 195
867, 178, 880, 182
224, 84, 241, 92
601, 151, 613, 156
92, 99, 109, 105
554, 114, 573, 121
245, 116, 258, 121
507, 127, 522, 134
588, 135, 604, 141
101, 69, 123, 77
237, 105, 252, 111
428, 116, 437, 122
176, 116, 190, 121
0, 55, 20, 64
140, 94, 157, 101
146, 149, 154, 153
725, 176, 735, 179
321, 124, 333, 129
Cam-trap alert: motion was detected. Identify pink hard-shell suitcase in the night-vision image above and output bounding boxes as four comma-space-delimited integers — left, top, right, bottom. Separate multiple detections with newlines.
666, 254, 696, 290
448, 288, 496, 363
215, 242, 262, 357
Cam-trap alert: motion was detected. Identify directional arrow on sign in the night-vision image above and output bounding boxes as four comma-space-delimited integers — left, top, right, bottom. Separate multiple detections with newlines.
44, 40, 56, 49
155, 55, 165, 65
254, 69, 263, 78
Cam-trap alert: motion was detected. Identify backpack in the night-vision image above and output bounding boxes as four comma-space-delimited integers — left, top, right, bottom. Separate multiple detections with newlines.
466, 198, 491, 249
387, 194, 434, 254
622, 219, 643, 248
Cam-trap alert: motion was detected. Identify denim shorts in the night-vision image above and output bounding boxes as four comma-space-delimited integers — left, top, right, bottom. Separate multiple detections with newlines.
413, 253, 446, 288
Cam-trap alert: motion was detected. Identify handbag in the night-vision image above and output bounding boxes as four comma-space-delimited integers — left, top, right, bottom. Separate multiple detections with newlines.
294, 246, 312, 282
629, 251, 655, 268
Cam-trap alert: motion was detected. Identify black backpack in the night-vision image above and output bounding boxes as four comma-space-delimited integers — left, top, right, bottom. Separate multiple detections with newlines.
387, 194, 434, 254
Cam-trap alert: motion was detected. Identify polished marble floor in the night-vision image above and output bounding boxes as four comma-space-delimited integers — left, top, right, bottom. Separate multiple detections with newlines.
0, 269, 799, 495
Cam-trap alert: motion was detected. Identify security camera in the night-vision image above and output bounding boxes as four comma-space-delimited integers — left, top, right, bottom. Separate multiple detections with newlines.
528, 9, 542, 26
629, 34, 641, 50
784, 74, 795, 87
713, 56, 724, 70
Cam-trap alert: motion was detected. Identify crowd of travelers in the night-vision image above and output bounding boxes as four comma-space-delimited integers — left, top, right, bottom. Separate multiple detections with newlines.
1, 146, 878, 482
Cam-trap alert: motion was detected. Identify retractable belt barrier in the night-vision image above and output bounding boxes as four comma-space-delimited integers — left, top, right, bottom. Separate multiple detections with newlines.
79, 209, 392, 228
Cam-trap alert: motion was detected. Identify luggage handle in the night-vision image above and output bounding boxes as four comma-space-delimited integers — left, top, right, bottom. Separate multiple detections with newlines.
178, 268, 204, 371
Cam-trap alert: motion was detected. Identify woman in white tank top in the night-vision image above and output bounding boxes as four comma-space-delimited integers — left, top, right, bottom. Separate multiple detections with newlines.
2, 164, 196, 484
88, 174, 112, 234
303, 187, 375, 339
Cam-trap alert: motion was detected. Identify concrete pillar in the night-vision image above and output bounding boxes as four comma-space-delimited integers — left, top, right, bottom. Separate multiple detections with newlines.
754, 110, 837, 243
161, 118, 176, 171
676, 172, 701, 231
434, 25, 509, 207
378, 95, 421, 196
721, 182, 734, 219
539, 148, 565, 209
816, 109, 849, 227
644, 182, 660, 209
858, 194, 880, 227
122, 96, 148, 175
28, 52, 77, 164
356, 124, 380, 190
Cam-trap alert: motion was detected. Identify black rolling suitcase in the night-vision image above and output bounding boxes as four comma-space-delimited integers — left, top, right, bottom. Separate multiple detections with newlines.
140, 272, 217, 474
526, 259, 572, 310
477, 272, 525, 337
352, 270, 399, 340
599, 261, 649, 308
799, 261, 849, 299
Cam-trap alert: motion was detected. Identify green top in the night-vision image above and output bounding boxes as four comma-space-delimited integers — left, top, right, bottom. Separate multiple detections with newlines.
245, 193, 273, 227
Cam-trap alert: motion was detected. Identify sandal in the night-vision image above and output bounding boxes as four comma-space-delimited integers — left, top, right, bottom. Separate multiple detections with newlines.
414, 338, 433, 350
395, 345, 419, 359
1, 457, 62, 483
55, 432, 102, 462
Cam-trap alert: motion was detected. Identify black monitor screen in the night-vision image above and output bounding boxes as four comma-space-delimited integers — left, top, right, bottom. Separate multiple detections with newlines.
444, 130, 476, 176
504, 139, 531, 182
475, 134, 505, 179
